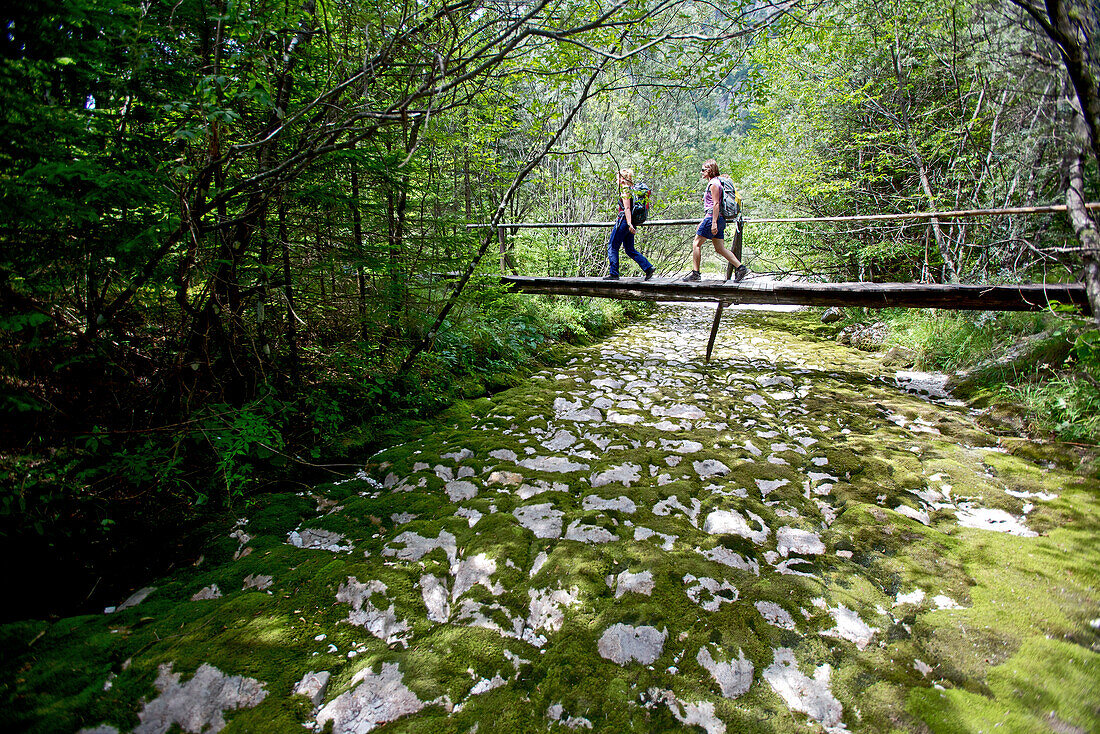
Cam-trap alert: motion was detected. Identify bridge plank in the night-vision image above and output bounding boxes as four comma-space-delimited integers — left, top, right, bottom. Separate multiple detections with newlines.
500, 275, 1093, 314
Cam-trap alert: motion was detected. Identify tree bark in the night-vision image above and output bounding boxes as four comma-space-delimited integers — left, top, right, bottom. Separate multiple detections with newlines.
1065, 133, 1100, 325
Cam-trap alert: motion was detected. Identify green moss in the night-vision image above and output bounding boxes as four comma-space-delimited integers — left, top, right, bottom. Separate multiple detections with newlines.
909, 637, 1100, 733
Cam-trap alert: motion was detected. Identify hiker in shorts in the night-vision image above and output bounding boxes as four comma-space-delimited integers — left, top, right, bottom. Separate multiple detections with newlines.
682, 159, 749, 282
604, 168, 655, 281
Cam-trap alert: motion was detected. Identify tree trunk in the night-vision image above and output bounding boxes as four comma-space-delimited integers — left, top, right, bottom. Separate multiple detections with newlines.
278, 192, 300, 389
350, 162, 368, 339
1065, 135, 1100, 325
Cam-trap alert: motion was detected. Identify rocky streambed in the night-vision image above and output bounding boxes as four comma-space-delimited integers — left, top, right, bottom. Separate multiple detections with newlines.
4, 305, 1098, 734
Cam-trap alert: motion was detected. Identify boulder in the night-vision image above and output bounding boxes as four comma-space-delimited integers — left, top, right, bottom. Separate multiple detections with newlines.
945, 329, 1078, 398
881, 345, 918, 367
837, 322, 888, 351
820, 307, 844, 324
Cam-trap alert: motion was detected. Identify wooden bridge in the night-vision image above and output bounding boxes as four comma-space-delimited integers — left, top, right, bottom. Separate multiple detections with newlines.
471, 204, 1096, 360
500, 274, 1090, 361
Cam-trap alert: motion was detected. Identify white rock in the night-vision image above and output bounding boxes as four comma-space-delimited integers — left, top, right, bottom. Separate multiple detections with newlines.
530, 551, 549, 578
293, 671, 331, 707
583, 494, 637, 513
613, 570, 655, 598
693, 459, 731, 478
523, 586, 581, 647
954, 506, 1037, 536
384, 530, 457, 564
519, 456, 590, 473
455, 507, 483, 527
544, 430, 577, 451
776, 527, 825, 557
933, 594, 964, 609
441, 448, 473, 463
445, 480, 478, 502
762, 648, 846, 732
820, 604, 877, 650
420, 574, 450, 622
684, 575, 738, 611
514, 503, 564, 539
597, 624, 667, 665
190, 585, 222, 601
646, 688, 726, 734
133, 663, 267, 734
452, 553, 504, 600
242, 574, 273, 592
895, 505, 930, 525
697, 546, 760, 575
894, 589, 925, 606
287, 528, 352, 553
564, 520, 617, 544
697, 645, 754, 698
660, 439, 704, 454
703, 510, 770, 544
756, 478, 789, 498
634, 526, 677, 550
336, 577, 411, 646
653, 495, 702, 526
316, 662, 425, 734
755, 601, 796, 630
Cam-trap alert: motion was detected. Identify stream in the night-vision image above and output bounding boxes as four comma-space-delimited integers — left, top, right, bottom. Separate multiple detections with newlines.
6, 304, 1099, 734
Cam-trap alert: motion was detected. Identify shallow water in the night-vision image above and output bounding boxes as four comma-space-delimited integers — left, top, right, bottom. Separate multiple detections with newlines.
6, 305, 1099, 734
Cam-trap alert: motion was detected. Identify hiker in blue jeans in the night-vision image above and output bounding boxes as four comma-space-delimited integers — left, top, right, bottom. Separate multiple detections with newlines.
604, 168, 655, 281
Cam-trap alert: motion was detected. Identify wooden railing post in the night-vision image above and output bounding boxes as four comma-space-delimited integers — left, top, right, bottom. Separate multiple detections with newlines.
725, 217, 745, 280
498, 226, 507, 274
733, 216, 743, 262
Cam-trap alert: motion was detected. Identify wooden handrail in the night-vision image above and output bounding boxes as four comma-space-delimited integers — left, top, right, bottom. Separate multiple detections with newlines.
467, 203, 1100, 229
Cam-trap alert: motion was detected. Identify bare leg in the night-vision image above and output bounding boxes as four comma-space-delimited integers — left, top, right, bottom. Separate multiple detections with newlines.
712, 238, 742, 268
691, 235, 705, 270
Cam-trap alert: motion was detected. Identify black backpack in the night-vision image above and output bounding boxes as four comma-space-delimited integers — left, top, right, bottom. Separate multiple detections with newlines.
630, 183, 650, 225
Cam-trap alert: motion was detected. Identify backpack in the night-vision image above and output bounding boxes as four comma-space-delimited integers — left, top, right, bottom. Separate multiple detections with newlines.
717, 176, 740, 220
630, 183, 650, 225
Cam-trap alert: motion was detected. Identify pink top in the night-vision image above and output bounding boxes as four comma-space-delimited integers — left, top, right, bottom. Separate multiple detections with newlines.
702, 177, 721, 214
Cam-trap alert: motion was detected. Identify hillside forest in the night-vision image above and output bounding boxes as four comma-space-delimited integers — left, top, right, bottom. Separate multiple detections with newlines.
2, 0, 1099, 617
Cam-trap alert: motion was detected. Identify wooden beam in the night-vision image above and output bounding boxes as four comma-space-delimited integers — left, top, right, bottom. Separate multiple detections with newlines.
467, 202, 1100, 230
500, 275, 1093, 314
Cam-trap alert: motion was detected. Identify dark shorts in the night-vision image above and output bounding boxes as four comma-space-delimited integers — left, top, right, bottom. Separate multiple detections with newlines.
697, 215, 726, 240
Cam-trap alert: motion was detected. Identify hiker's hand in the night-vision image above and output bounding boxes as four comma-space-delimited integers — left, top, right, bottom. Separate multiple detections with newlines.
628, 224, 636, 234
711, 223, 717, 234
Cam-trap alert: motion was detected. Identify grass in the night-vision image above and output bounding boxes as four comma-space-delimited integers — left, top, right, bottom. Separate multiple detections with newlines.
829, 307, 1100, 446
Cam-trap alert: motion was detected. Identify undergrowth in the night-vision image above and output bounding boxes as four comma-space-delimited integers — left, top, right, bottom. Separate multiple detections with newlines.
860, 308, 1100, 445
0, 290, 650, 620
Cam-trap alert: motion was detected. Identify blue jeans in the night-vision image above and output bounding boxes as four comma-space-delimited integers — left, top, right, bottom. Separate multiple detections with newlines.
607, 216, 652, 276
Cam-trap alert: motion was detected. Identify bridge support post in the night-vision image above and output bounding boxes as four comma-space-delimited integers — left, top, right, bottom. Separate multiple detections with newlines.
498, 227, 507, 274
706, 302, 725, 362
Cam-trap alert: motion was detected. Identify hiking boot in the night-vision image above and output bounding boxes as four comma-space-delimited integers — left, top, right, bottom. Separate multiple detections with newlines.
733, 264, 749, 282
603, 274, 620, 280
644, 267, 655, 281
681, 270, 701, 282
